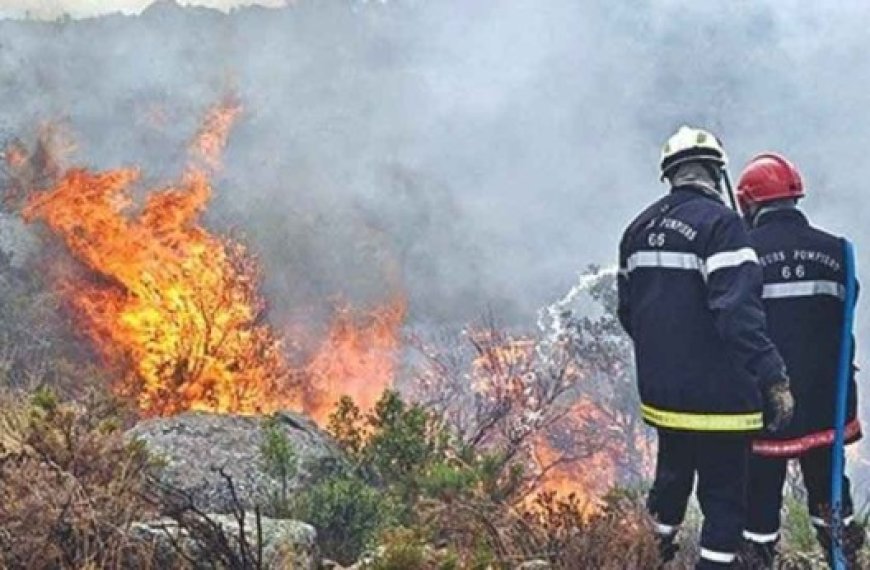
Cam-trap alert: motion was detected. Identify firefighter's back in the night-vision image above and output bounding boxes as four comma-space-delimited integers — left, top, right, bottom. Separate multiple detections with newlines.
619, 186, 764, 431
749, 209, 859, 443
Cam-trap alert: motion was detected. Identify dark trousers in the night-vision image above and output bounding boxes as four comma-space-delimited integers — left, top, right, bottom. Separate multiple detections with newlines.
745, 445, 854, 539
648, 430, 750, 569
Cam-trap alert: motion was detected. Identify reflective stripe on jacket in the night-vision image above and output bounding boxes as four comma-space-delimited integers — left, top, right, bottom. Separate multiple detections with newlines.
748, 208, 862, 456
618, 185, 786, 433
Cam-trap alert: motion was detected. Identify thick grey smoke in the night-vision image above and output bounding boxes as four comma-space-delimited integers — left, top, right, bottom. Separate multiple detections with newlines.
0, 0, 865, 323
1, 1, 869, 479
0, 6, 870, 342
2, 0, 869, 341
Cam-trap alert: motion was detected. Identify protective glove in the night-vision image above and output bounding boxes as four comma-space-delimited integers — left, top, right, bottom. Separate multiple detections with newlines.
763, 377, 794, 433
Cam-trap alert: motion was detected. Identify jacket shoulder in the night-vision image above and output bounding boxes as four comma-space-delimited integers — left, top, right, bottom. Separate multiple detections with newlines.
806, 222, 845, 248
622, 196, 668, 240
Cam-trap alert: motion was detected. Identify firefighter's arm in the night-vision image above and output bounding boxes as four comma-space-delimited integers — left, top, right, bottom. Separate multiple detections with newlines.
617, 232, 633, 338
704, 213, 786, 387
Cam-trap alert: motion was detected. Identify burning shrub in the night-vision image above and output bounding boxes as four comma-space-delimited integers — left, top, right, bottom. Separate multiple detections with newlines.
523, 489, 661, 569
410, 278, 655, 511
11, 101, 407, 429
0, 387, 159, 569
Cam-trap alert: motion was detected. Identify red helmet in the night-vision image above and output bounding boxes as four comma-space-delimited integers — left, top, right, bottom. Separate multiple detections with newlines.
736, 153, 804, 211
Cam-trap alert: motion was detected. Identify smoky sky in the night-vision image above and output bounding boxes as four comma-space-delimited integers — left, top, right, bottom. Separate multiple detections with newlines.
0, 0, 288, 20
1, 0, 869, 338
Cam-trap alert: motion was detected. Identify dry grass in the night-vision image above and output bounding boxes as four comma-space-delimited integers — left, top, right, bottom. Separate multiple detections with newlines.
0, 388, 160, 569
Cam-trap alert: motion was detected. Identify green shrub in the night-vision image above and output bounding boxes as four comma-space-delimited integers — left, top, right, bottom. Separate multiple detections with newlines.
418, 461, 478, 503
365, 527, 426, 570
292, 473, 398, 565
259, 416, 298, 506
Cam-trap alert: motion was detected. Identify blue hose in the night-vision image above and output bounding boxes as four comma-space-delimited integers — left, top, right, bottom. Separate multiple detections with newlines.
831, 239, 857, 569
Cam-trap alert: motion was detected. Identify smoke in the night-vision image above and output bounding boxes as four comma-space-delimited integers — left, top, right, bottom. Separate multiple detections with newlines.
1, 0, 867, 333
0, 1, 288, 20
1, 0, 869, 477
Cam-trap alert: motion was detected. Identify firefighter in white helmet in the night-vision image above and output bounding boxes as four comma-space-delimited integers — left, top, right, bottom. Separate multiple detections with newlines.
617, 126, 794, 569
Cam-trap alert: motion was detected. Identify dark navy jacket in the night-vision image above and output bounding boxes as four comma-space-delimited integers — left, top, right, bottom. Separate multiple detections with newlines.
618, 185, 786, 433
748, 208, 861, 456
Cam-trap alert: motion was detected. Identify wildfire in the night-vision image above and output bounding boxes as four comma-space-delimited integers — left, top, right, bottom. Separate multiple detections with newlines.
189, 97, 243, 171
530, 400, 619, 511
12, 99, 651, 509
463, 328, 654, 511
19, 100, 404, 422
301, 298, 407, 426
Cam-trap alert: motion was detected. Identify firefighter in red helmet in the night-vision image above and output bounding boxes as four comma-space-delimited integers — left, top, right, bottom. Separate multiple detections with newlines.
736, 153, 865, 568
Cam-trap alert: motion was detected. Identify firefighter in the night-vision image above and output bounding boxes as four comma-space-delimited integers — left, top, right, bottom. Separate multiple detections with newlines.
617, 126, 794, 569
736, 153, 865, 569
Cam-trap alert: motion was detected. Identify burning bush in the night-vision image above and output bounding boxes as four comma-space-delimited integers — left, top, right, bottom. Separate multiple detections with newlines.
408, 271, 655, 510
9, 100, 405, 426
521, 490, 661, 570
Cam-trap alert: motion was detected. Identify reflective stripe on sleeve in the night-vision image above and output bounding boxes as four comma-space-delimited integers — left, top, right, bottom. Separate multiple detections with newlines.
743, 529, 779, 544
700, 548, 736, 564
626, 250, 703, 273
705, 247, 759, 275
641, 404, 763, 432
762, 280, 845, 300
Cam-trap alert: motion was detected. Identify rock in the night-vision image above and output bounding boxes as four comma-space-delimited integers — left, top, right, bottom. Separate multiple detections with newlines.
132, 512, 318, 569
128, 410, 346, 514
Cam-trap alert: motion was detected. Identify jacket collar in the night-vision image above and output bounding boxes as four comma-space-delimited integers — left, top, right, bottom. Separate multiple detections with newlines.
754, 207, 809, 228
670, 183, 725, 204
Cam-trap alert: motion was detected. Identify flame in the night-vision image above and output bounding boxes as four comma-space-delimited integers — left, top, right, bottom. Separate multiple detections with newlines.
463, 329, 654, 510
189, 96, 243, 172
22, 169, 292, 416
470, 334, 536, 405
20, 100, 404, 422
529, 400, 618, 512
301, 298, 406, 425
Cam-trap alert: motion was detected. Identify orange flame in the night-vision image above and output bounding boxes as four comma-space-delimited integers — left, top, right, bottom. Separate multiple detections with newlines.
301, 298, 407, 425
529, 400, 617, 512
20, 100, 404, 422
189, 96, 243, 172
464, 330, 652, 510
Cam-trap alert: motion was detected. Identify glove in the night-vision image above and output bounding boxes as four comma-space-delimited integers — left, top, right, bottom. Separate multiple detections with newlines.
762, 377, 794, 433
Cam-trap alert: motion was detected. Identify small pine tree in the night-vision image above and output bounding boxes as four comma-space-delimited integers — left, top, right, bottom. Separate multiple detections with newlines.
259, 416, 298, 506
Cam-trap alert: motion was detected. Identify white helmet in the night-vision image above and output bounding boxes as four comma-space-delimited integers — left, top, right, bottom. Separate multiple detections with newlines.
660, 126, 728, 181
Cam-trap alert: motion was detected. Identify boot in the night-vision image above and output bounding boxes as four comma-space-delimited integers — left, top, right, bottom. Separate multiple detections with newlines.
656, 533, 679, 569
816, 521, 866, 569
735, 539, 777, 569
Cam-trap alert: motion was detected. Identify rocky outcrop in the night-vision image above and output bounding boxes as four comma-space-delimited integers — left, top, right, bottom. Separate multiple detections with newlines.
128, 410, 345, 514
133, 513, 318, 569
